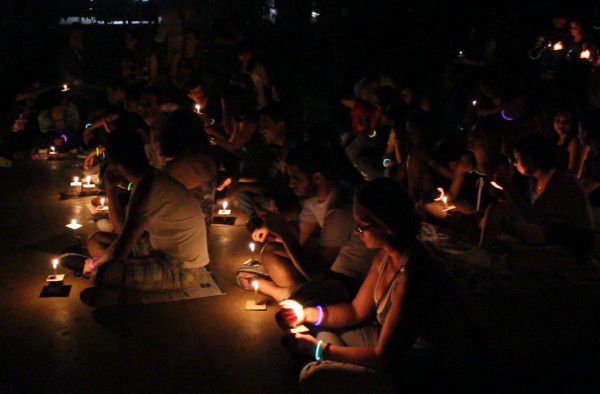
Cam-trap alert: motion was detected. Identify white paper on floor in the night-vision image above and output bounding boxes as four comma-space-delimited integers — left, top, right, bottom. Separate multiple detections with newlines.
141, 269, 225, 304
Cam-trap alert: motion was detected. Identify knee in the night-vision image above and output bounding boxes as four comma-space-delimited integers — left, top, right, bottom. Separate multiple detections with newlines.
95, 260, 125, 288
299, 362, 335, 393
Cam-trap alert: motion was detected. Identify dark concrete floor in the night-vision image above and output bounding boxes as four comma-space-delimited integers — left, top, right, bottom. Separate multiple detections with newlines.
0, 160, 298, 393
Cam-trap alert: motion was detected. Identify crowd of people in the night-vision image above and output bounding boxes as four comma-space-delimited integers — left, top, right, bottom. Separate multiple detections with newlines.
1, 4, 600, 391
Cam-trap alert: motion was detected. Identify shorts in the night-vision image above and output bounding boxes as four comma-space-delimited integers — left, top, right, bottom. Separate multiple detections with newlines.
122, 250, 201, 292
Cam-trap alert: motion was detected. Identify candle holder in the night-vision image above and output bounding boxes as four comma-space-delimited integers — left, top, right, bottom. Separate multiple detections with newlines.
218, 201, 231, 216
70, 176, 83, 196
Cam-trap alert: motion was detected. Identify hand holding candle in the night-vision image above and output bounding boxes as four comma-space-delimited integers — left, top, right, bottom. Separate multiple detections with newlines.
553, 41, 564, 51
279, 299, 305, 327
580, 49, 592, 60
434, 187, 456, 212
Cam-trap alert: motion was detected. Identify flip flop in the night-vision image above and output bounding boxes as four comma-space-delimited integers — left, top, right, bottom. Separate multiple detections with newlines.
235, 267, 270, 287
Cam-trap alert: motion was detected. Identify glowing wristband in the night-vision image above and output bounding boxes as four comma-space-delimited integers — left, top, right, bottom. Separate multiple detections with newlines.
314, 340, 324, 361
89, 257, 99, 270
127, 182, 133, 191
60, 134, 68, 142
315, 305, 324, 326
382, 158, 392, 168
96, 147, 100, 156
500, 110, 514, 121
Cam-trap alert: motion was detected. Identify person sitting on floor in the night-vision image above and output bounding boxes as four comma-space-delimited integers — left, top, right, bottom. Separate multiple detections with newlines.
238, 142, 370, 302
279, 178, 474, 392
480, 133, 594, 267
84, 129, 209, 291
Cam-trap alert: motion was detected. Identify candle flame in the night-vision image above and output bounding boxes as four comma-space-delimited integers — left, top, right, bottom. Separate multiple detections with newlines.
490, 181, 504, 190
100, 197, 106, 206
71, 218, 77, 225
442, 196, 448, 204
52, 258, 59, 269
194, 104, 201, 113
50, 146, 55, 152
472, 100, 478, 106
553, 42, 564, 51
222, 201, 228, 210
249, 242, 256, 252
86, 176, 91, 184
251, 280, 259, 291
63, 84, 68, 90
580, 49, 591, 59
434, 187, 445, 202
73, 176, 79, 182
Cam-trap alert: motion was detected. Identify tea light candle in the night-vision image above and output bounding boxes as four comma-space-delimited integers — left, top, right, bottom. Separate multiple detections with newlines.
249, 242, 256, 261
83, 175, 95, 189
61, 84, 70, 92
66, 218, 82, 230
472, 100, 478, 107
194, 103, 202, 114
252, 280, 259, 303
218, 200, 231, 216
49, 146, 57, 155
98, 197, 109, 212
52, 258, 59, 278
70, 176, 83, 195
553, 42, 564, 51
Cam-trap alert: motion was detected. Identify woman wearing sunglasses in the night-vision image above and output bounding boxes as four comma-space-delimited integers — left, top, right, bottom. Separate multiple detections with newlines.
279, 178, 474, 392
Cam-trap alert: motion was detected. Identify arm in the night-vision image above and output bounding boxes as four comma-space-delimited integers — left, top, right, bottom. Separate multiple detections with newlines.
569, 140, 588, 179
299, 221, 319, 245
209, 121, 256, 152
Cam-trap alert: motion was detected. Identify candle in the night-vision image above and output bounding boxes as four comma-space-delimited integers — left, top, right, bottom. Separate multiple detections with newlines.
458, 50, 464, 57
251, 280, 259, 303
490, 181, 504, 190
218, 200, 231, 215
66, 218, 82, 230
52, 258, 59, 278
580, 49, 591, 60
62, 84, 69, 92
100, 197, 106, 206
194, 103, 202, 114
553, 42, 564, 51
249, 242, 256, 261
472, 100, 478, 107
83, 175, 95, 189
70, 176, 83, 195
49, 146, 56, 155
434, 187, 456, 212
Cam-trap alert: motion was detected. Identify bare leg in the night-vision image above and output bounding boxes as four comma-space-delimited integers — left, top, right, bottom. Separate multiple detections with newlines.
87, 231, 118, 257
238, 273, 292, 302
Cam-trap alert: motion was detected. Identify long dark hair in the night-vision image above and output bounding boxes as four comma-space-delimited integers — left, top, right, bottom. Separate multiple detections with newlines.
356, 178, 420, 250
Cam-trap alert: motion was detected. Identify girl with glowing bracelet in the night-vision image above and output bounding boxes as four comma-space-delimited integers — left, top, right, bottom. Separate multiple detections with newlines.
278, 178, 474, 392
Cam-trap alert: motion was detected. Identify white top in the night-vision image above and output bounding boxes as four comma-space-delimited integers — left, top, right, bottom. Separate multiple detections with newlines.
131, 171, 209, 269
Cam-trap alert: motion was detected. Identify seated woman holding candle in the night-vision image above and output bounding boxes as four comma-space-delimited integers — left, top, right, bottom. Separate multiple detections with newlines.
84, 130, 209, 291
159, 109, 218, 229
279, 178, 474, 392
480, 133, 594, 267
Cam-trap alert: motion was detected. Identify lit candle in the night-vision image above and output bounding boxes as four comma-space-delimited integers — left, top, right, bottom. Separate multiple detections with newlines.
83, 175, 95, 189
580, 49, 591, 60
52, 258, 59, 278
490, 181, 504, 190
553, 42, 564, 51
49, 146, 56, 155
458, 50, 464, 57
368, 129, 377, 138
70, 176, 83, 195
249, 242, 256, 261
251, 280, 259, 303
434, 187, 456, 212
194, 103, 202, 114
218, 200, 231, 215
62, 84, 69, 92
66, 218, 82, 230
100, 197, 106, 206
472, 100, 478, 107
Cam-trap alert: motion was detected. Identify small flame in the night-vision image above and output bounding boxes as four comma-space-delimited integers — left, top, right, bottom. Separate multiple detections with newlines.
71, 218, 77, 225
50, 146, 55, 152
442, 196, 448, 204
100, 197, 106, 206
73, 176, 79, 183
472, 100, 478, 106
52, 258, 59, 269
490, 181, 504, 190
580, 49, 591, 60
249, 242, 256, 252
86, 176, 91, 184
222, 201, 228, 210
553, 42, 564, 51
434, 187, 445, 202
251, 280, 259, 291
194, 104, 201, 113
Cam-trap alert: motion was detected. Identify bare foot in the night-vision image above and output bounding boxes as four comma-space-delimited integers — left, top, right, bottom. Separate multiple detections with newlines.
238, 273, 292, 302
